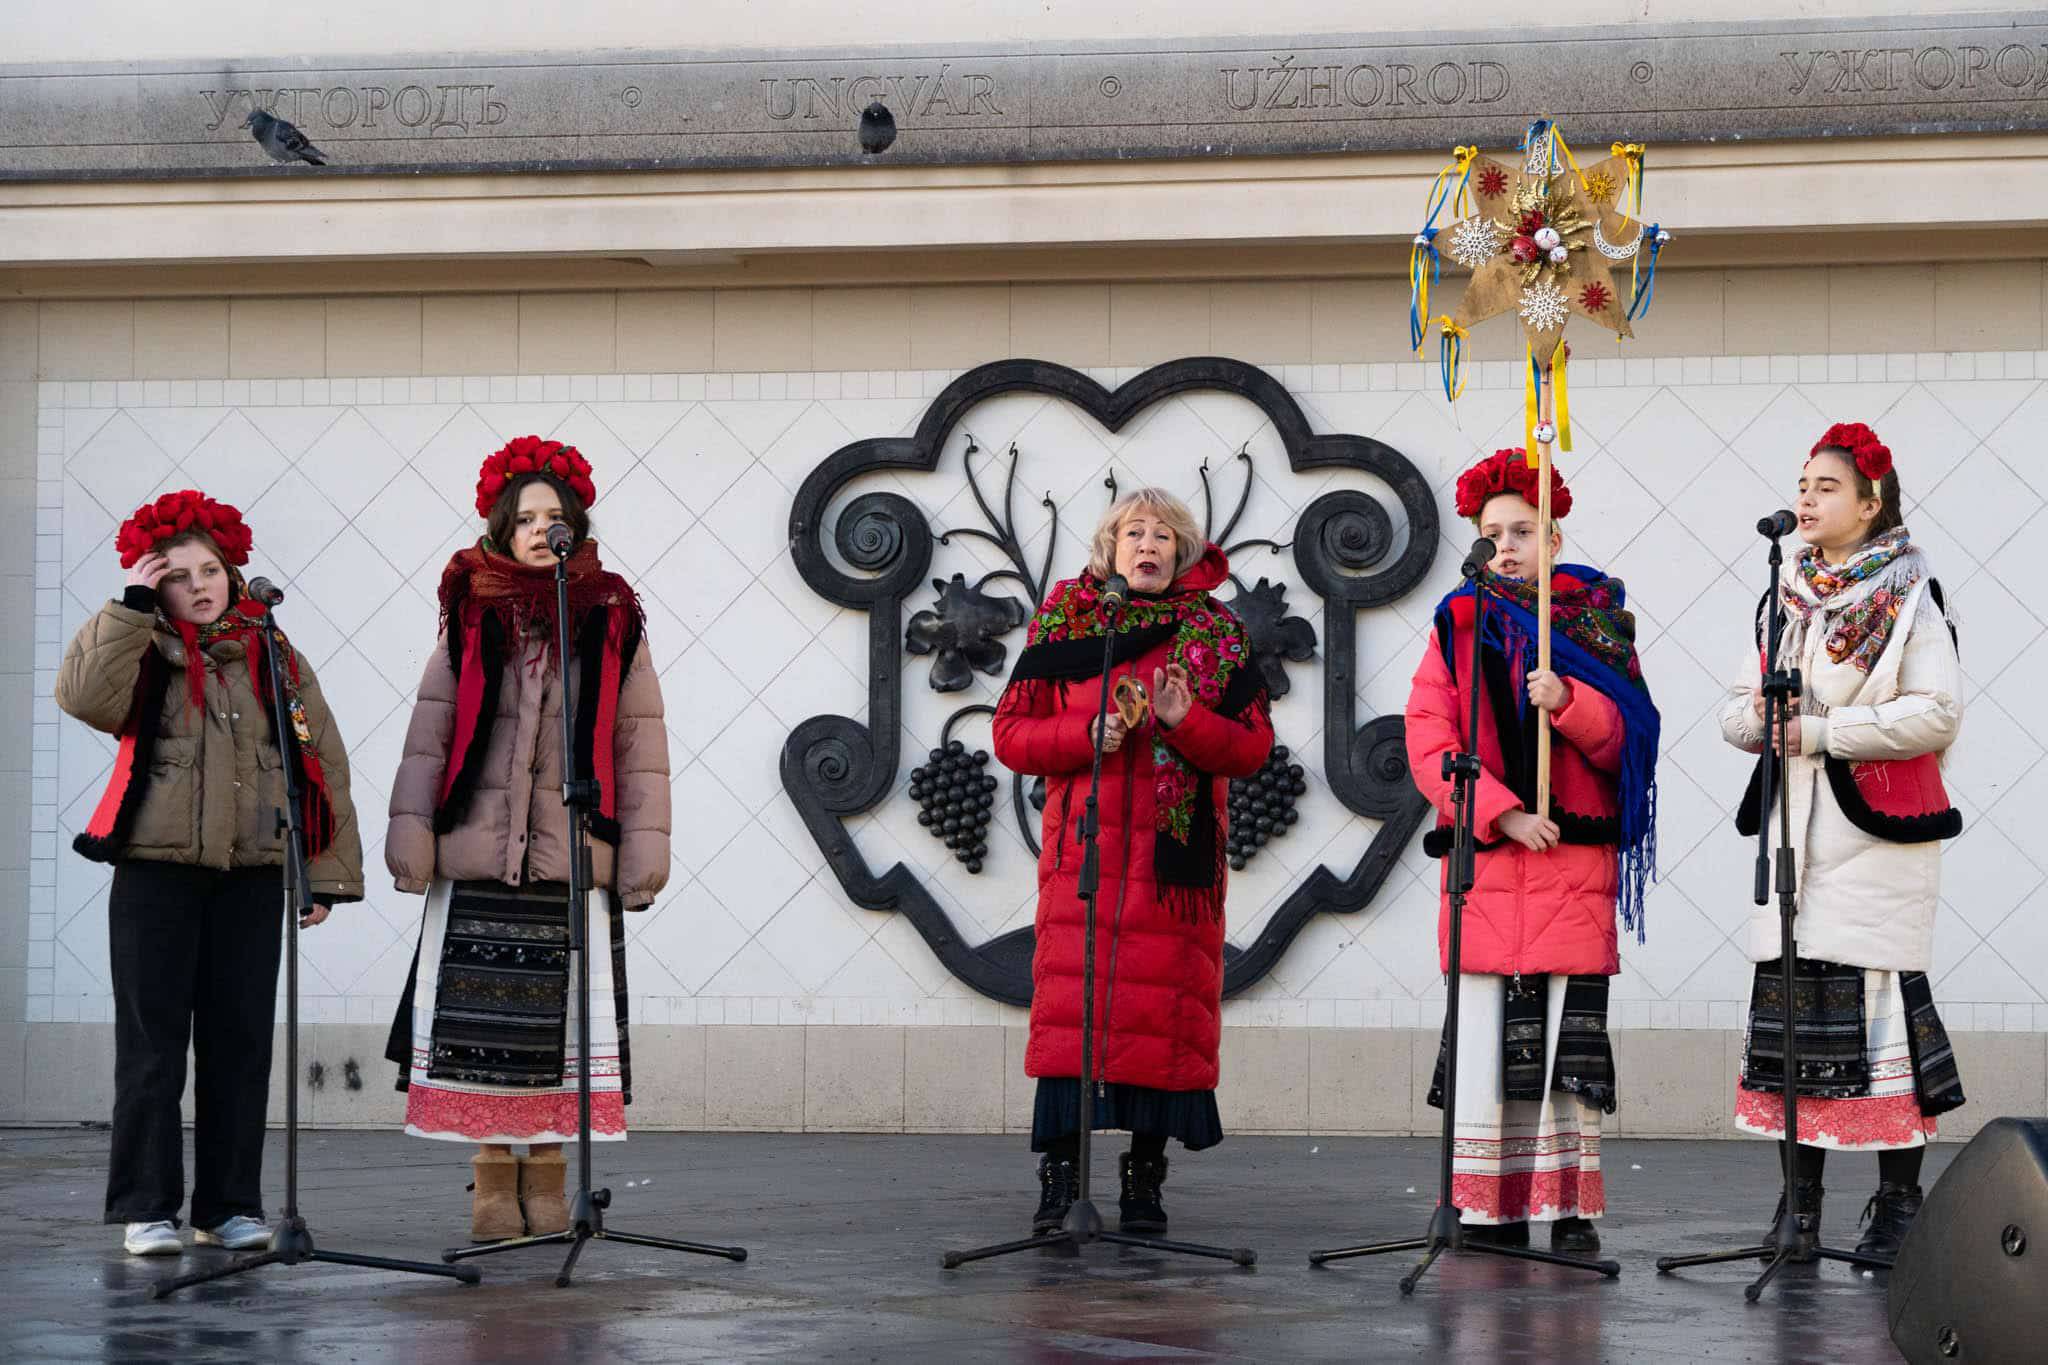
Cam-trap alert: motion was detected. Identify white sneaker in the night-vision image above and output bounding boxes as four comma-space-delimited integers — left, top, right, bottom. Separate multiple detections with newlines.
195, 1215, 271, 1251
123, 1220, 181, 1256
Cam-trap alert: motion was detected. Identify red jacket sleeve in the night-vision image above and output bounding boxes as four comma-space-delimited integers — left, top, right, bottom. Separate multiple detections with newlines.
1161, 693, 1272, 778
1551, 679, 1626, 775
1404, 628, 1523, 842
992, 677, 1097, 777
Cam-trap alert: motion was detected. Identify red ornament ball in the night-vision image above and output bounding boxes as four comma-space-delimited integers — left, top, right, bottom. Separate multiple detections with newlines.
1510, 235, 1541, 264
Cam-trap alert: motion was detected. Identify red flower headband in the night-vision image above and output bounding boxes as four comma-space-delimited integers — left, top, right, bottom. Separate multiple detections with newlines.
1810, 422, 1893, 484
115, 489, 253, 569
474, 435, 598, 518
1454, 448, 1574, 521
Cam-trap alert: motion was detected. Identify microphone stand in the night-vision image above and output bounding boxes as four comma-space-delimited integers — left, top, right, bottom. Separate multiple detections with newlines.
1655, 519, 1891, 1297
1310, 542, 1620, 1292
942, 584, 1256, 1271
152, 588, 478, 1298
445, 528, 747, 1285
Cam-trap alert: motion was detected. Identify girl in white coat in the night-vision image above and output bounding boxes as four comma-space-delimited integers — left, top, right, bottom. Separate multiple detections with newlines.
1718, 421, 1965, 1261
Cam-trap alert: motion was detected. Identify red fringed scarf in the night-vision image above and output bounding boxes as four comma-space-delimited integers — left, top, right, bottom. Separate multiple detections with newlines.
433, 540, 644, 844
76, 596, 337, 863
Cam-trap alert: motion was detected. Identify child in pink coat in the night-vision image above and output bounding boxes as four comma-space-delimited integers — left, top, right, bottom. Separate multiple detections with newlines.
1403, 449, 1661, 1256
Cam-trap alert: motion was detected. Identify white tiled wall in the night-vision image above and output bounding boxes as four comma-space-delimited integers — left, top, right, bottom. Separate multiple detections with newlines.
28, 352, 2048, 1041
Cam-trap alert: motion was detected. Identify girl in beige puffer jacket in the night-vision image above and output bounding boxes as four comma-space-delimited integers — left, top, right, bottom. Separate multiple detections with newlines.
57, 490, 361, 1257
382, 437, 670, 1243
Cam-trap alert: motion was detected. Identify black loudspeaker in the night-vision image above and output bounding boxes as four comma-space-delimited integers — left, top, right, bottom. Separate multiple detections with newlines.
1889, 1118, 2048, 1364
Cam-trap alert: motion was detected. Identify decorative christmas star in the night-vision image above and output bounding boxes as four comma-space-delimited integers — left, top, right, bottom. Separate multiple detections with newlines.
1443, 143, 1646, 352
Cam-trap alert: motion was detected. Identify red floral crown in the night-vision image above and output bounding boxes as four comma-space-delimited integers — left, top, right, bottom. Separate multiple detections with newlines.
1454, 448, 1573, 521
1810, 422, 1892, 484
115, 490, 253, 569
474, 435, 597, 518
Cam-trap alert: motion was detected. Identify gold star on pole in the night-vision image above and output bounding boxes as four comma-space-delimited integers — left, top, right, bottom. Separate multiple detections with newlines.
1411, 122, 1666, 819
1445, 145, 1643, 351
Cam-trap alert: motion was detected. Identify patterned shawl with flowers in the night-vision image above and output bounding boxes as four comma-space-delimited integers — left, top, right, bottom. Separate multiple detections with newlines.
1780, 527, 1924, 676
1005, 567, 1266, 919
1434, 565, 1661, 941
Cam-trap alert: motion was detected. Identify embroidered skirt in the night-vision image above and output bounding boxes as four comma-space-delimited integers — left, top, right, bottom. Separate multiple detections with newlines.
1736, 959, 1964, 1151
1427, 973, 1608, 1225
400, 879, 631, 1144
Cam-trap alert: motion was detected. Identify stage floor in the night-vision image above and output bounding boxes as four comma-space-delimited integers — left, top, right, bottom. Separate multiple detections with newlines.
0, 1128, 1942, 1363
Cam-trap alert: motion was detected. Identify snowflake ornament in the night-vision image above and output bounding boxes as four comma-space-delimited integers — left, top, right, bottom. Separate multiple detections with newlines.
1579, 281, 1612, 314
1518, 281, 1570, 332
1447, 217, 1503, 268
1476, 164, 1509, 198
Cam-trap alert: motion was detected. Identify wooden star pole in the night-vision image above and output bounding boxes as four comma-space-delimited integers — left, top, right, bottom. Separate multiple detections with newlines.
1413, 120, 1665, 815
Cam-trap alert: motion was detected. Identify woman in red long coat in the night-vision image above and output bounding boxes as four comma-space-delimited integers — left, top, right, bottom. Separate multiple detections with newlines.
1403, 449, 1660, 1257
993, 488, 1272, 1237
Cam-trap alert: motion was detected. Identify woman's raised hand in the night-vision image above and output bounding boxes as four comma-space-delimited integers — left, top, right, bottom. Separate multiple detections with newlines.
1152, 663, 1193, 728
124, 551, 169, 592
1090, 710, 1127, 754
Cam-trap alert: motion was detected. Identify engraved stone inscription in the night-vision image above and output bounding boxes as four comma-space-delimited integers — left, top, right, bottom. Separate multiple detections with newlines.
2, 12, 2045, 180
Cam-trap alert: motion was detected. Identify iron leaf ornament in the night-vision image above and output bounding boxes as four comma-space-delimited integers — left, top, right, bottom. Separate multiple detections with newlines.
905, 574, 1030, 692
1222, 576, 1317, 700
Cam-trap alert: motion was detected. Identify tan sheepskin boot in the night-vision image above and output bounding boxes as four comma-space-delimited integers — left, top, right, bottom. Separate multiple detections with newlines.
469, 1150, 525, 1243
518, 1151, 571, 1237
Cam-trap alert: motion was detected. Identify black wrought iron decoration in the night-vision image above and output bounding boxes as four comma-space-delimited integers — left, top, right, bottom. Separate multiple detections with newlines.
782, 356, 1438, 1005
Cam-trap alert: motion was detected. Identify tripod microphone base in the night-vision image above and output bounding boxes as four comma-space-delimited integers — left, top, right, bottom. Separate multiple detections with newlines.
444, 1189, 748, 1287
1655, 1208, 1891, 1300
1313, 1204, 1620, 1293
444, 1219, 749, 1293
149, 1215, 481, 1299
940, 1199, 1256, 1271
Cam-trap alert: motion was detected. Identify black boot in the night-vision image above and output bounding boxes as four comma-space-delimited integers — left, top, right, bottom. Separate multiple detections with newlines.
1759, 1179, 1825, 1264
1855, 1182, 1924, 1261
1550, 1216, 1601, 1255
1033, 1155, 1078, 1235
1462, 1220, 1530, 1247
1118, 1152, 1169, 1234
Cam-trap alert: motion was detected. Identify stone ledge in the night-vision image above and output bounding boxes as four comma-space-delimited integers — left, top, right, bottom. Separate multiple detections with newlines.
5, 1023, 2040, 1140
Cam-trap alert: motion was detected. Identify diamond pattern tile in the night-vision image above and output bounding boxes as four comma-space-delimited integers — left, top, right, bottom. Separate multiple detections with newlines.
27, 358, 2048, 1026
67, 411, 175, 521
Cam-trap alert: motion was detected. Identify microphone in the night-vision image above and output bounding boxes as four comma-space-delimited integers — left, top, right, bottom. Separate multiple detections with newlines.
245, 576, 285, 606
1756, 509, 1798, 539
1101, 574, 1130, 611
545, 522, 575, 558
1461, 537, 1497, 577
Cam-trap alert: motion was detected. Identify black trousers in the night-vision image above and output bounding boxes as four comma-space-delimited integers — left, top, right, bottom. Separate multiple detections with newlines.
104, 861, 283, 1228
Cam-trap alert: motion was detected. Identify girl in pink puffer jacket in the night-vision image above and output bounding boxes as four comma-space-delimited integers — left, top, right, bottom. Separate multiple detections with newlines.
1403, 448, 1661, 1256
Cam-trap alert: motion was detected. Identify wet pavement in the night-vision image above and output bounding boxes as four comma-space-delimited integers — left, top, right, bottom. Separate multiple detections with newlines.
0, 1127, 1936, 1362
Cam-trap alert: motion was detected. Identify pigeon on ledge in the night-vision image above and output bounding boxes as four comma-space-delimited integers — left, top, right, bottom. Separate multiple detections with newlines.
244, 109, 329, 166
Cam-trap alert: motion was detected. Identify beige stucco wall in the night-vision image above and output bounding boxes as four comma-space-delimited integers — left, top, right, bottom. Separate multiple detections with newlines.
4, 260, 2047, 1135
4, 3, 2046, 1135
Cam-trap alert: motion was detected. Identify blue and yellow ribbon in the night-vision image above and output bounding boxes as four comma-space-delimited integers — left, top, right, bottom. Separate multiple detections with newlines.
1611, 142, 1647, 305
1523, 337, 1573, 462
1409, 147, 1479, 355
1437, 317, 1468, 402
1408, 229, 1440, 355
1626, 222, 1667, 322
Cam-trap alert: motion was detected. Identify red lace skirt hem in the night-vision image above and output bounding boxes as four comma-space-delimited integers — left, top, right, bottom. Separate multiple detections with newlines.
1734, 1085, 1936, 1150
405, 1084, 627, 1142
1451, 1168, 1605, 1224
